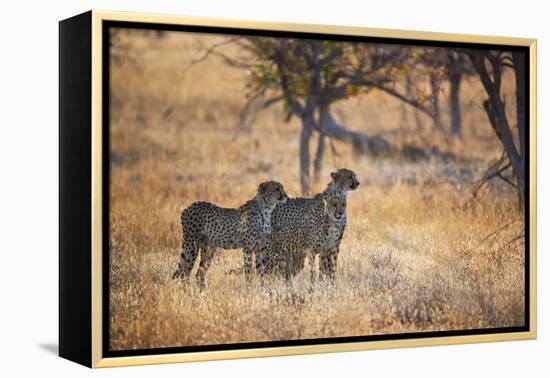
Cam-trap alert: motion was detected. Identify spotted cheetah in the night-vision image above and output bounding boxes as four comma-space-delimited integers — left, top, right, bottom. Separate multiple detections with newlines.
172, 181, 287, 288
277, 194, 347, 284
256, 168, 359, 282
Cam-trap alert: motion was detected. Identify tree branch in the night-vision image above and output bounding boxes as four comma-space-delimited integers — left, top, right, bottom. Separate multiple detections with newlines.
472, 151, 513, 197
181, 37, 243, 75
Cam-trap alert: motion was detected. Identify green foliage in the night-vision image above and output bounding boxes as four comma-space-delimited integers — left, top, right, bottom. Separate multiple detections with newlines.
236, 36, 476, 132
243, 37, 452, 117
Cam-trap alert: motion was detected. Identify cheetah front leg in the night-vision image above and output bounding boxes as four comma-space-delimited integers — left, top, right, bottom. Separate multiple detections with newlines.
255, 238, 278, 281
243, 239, 267, 283
282, 246, 297, 292
255, 245, 267, 278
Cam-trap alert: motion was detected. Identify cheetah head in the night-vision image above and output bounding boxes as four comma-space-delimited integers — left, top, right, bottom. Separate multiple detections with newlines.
257, 180, 288, 210
327, 168, 360, 196
325, 195, 347, 222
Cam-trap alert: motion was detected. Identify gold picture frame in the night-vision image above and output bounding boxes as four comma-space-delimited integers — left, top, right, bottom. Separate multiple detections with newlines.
59, 10, 537, 368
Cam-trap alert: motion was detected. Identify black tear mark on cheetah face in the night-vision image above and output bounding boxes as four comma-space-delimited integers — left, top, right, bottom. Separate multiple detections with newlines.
325, 195, 347, 222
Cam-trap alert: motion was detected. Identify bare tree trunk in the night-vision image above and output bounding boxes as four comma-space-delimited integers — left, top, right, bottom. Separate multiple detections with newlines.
449, 71, 462, 135
310, 103, 394, 191
300, 114, 314, 196
405, 75, 424, 132
313, 106, 326, 185
512, 51, 526, 210
297, 41, 323, 196
468, 50, 525, 211
429, 72, 443, 131
317, 108, 392, 157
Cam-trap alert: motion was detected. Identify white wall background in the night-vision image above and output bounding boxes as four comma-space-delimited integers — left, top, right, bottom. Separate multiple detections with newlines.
0, 0, 546, 376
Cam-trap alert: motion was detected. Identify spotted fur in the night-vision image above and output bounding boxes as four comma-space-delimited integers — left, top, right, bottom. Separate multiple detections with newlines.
277, 195, 347, 284
256, 168, 359, 283
172, 181, 287, 288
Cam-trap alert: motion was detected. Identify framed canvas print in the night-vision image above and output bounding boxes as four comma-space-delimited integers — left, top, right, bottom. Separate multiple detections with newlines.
59, 10, 537, 368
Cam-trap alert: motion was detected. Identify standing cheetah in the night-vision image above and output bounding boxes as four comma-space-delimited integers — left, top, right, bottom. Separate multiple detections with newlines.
172, 181, 287, 288
310, 195, 347, 284
256, 168, 359, 282
275, 194, 347, 285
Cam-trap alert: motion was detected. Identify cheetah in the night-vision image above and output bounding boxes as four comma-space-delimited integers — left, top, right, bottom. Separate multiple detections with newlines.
256, 168, 359, 283
277, 194, 347, 285
172, 181, 287, 288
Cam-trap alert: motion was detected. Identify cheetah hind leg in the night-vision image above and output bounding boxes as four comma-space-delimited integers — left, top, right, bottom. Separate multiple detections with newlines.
196, 243, 215, 290
281, 247, 302, 304
255, 245, 278, 300
172, 238, 197, 281
243, 246, 255, 284
255, 245, 270, 286
307, 250, 317, 293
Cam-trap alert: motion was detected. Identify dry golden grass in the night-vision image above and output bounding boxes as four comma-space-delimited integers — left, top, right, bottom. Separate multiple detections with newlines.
108, 29, 525, 350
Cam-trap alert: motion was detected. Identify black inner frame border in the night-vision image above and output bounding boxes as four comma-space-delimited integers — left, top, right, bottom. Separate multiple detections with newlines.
102, 19, 531, 358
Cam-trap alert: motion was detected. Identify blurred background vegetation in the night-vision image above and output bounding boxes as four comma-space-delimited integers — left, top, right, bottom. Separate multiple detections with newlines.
111, 28, 526, 204
108, 28, 526, 350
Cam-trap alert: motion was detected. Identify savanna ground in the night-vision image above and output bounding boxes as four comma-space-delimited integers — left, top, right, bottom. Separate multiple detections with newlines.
108, 29, 525, 350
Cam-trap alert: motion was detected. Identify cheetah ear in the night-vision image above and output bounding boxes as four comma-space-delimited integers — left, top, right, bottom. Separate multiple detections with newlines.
258, 182, 268, 195
331, 171, 337, 180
